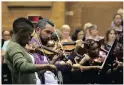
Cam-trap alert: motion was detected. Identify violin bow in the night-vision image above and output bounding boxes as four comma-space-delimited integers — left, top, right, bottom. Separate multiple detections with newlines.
53, 25, 68, 59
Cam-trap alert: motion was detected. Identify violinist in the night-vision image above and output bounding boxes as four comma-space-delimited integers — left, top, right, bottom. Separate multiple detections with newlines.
69, 28, 86, 64
29, 18, 60, 84
4, 17, 57, 84
101, 28, 123, 84
68, 39, 102, 84
102, 28, 123, 62
73, 39, 103, 69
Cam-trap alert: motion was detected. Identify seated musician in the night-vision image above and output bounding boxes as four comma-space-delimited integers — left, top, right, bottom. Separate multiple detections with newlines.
80, 38, 122, 70
79, 39, 106, 66
4, 17, 57, 84
102, 28, 123, 62
28, 18, 69, 84
67, 39, 102, 84
69, 28, 86, 64
69, 29, 101, 71
101, 28, 123, 84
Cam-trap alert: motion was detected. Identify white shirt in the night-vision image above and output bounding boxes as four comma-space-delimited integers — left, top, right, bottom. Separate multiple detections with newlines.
28, 54, 41, 84
2, 40, 10, 51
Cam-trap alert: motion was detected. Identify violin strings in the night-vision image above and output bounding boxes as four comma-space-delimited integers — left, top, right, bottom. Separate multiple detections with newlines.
53, 26, 68, 59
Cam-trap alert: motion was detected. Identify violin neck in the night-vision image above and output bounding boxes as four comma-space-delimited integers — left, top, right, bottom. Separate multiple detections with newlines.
42, 45, 59, 54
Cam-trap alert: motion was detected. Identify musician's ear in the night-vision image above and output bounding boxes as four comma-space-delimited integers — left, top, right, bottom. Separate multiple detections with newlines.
19, 29, 25, 36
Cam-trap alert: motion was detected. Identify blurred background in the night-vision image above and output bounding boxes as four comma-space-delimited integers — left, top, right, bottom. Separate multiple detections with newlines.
2, 1, 123, 36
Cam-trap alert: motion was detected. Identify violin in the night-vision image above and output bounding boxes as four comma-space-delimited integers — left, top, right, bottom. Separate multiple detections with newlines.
47, 40, 55, 47
62, 42, 76, 52
83, 39, 105, 66
25, 42, 58, 55
60, 39, 76, 52
74, 40, 87, 58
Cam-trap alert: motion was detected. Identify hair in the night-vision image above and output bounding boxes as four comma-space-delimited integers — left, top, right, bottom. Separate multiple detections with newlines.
72, 28, 85, 41
61, 24, 71, 31
113, 14, 122, 20
105, 28, 117, 43
85, 39, 100, 50
83, 22, 93, 30
89, 24, 98, 33
117, 8, 123, 14
13, 17, 34, 33
35, 18, 54, 30
2, 30, 10, 36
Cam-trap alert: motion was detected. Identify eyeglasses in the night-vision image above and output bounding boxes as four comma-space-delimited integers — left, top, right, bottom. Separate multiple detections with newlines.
4, 34, 10, 36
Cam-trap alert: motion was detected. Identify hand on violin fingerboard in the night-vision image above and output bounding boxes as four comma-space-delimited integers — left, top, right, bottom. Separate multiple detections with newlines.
25, 44, 36, 52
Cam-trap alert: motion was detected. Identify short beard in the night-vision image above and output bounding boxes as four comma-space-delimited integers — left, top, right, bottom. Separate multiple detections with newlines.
40, 37, 48, 46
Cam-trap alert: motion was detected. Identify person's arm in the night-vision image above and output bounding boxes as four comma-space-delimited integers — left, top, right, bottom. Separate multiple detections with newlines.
50, 50, 64, 64
50, 55, 59, 64
2, 40, 10, 52
72, 64, 101, 72
80, 66, 101, 72
35, 64, 57, 71
9, 47, 56, 73
79, 54, 90, 65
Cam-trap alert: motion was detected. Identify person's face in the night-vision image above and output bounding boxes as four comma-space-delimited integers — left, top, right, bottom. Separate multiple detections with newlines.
114, 15, 122, 26
62, 28, 70, 38
19, 29, 34, 47
77, 31, 84, 40
88, 48, 99, 58
3, 31, 11, 41
90, 28, 98, 36
108, 30, 116, 41
40, 24, 54, 43
88, 42, 99, 58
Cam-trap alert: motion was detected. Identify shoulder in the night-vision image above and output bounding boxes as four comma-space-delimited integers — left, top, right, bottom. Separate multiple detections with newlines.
7, 41, 24, 56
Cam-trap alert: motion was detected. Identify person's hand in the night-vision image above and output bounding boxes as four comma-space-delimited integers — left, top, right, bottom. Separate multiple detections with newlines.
25, 44, 35, 52
93, 66, 102, 70
58, 61, 67, 66
48, 64, 57, 71
76, 40, 82, 44
116, 61, 123, 68
74, 56, 80, 64
58, 50, 64, 58
66, 60, 72, 66
72, 64, 81, 69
